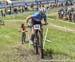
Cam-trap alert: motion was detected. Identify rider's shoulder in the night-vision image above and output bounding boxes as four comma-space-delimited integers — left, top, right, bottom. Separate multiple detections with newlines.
34, 12, 40, 15
32, 12, 40, 16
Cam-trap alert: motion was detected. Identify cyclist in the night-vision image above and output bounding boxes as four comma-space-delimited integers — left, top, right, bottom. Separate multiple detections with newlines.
26, 9, 48, 44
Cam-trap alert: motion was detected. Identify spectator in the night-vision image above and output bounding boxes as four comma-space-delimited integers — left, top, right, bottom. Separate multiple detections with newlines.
18, 7, 22, 13
63, 7, 68, 20
31, 4, 34, 10
22, 7, 24, 12
60, 3, 64, 7
60, 10, 64, 19
37, 5, 41, 11
5, 8, 7, 14
20, 24, 27, 44
9, 6, 12, 14
7, 9, 11, 15
58, 8, 64, 19
0, 10, 5, 17
68, 10, 73, 22
58, 10, 61, 18
14, 8, 18, 14
58, 6, 75, 22
24, 4, 28, 11
72, 11, 75, 22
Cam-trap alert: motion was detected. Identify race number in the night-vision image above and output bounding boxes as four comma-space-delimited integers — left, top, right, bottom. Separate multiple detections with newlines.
33, 24, 40, 30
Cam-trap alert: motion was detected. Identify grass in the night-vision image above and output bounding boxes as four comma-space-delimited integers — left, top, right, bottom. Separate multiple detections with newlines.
0, 20, 38, 62
3, 11, 35, 20
0, 8, 75, 62
47, 10, 75, 30
44, 27, 75, 59
48, 18, 75, 30
0, 0, 3, 2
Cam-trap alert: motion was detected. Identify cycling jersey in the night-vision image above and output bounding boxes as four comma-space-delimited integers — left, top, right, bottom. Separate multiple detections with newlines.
31, 12, 46, 22
31, 12, 46, 26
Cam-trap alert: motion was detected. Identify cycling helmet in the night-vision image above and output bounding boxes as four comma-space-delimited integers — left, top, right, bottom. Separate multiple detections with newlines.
39, 8, 46, 14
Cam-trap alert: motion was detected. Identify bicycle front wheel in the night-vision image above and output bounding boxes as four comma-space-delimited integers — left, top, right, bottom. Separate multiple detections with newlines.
36, 30, 44, 59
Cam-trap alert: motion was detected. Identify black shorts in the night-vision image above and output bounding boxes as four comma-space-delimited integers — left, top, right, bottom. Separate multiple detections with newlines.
31, 18, 42, 26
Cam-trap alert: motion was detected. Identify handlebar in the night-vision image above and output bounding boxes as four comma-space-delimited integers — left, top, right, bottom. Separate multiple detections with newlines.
26, 23, 48, 28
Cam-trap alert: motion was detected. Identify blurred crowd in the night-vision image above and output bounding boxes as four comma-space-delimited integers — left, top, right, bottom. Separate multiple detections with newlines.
0, 5, 28, 17
0, 2, 67, 17
58, 7, 75, 22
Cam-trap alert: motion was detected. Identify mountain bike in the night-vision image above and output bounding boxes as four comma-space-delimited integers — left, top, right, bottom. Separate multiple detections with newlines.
27, 23, 47, 58
32, 24, 46, 59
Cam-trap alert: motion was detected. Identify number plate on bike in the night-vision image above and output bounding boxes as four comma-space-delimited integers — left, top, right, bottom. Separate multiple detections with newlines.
33, 24, 40, 30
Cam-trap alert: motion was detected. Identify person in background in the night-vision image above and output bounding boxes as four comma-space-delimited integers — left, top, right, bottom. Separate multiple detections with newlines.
24, 4, 28, 11
58, 9, 61, 18
72, 11, 75, 22
1, 10, 4, 17
68, 10, 73, 22
38, 5, 41, 11
20, 24, 27, 44
63, 7, 68, 20
14, 8, 18, 14
58, 8, 64, 19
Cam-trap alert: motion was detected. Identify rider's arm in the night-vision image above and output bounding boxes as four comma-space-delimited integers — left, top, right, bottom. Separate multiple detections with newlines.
44, 15, 48, 24
44, 18, 47, 24
26, 16, 32, 24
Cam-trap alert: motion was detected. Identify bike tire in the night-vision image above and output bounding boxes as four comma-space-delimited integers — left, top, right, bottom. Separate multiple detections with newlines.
36, 30, 44, 59
33, 32, 38, 54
